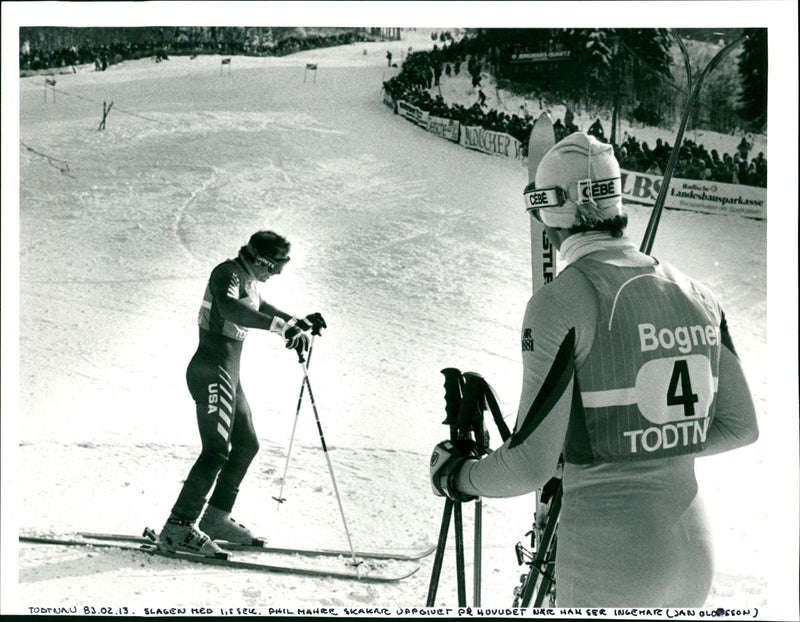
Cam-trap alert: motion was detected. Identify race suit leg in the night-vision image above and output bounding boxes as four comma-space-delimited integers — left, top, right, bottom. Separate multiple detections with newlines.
555, 489, 714, 607
170, 351, 239, 522
208, 383, 260, 513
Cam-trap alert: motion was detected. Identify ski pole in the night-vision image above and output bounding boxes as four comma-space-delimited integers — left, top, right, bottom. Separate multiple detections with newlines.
474, 499, 482, 607
426, 498, 454, 606
300, 359, 361, 569
458, 372, 489, 608
453, 501, 467, 606
427, 368, 464, 606
273, 337, 315, 508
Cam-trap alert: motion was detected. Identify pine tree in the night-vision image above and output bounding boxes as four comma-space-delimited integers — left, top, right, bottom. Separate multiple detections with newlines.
565, 29, 673, 139
737, 29, 767, 130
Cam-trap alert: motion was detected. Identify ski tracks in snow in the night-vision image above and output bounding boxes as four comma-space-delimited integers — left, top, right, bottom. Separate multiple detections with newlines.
171, 164, 227, 261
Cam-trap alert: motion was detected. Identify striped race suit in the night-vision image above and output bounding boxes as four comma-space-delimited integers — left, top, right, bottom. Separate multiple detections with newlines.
455, 238, 758, 606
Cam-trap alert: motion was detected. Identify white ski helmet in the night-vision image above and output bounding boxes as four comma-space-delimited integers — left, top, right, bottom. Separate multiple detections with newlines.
526, 131, 623, 228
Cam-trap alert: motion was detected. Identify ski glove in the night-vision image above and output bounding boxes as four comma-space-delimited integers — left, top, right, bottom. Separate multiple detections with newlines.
269, 313, 326, 363
430, 440, 480, 503
284, 313, 327, 339
298, 312, 327, 336
289, 332, 311, 363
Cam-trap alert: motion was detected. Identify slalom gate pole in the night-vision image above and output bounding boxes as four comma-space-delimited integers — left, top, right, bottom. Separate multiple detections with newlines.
301, 359, 360, 569
273, 338, 314, 508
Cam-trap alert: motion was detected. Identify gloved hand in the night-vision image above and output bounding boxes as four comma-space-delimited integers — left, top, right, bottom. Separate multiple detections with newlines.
285, 313, 327, 338
279, 314, 326, 363
287, 331, 311, 363
300, 312, 327, 336
429, 439, 480, 502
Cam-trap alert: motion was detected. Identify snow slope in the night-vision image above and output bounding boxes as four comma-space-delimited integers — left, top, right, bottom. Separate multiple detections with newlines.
3, 20, 798, 620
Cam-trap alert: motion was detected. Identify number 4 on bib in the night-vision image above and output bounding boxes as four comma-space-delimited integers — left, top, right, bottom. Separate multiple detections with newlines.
667, 359, 700, 417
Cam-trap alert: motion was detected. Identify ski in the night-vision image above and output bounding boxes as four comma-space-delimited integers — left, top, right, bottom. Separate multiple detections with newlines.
19, 534, 420, 583
72, 529, 436, 562
515, 112, 561, 608
525, 111, 558, 294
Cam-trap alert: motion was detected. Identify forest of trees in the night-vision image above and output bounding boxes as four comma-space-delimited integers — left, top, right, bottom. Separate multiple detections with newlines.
472, 28, 767, 135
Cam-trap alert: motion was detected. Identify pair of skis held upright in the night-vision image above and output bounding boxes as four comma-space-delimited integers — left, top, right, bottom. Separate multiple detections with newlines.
19, 528, 434, 582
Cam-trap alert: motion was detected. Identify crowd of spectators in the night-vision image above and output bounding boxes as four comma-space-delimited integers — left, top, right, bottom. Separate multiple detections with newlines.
383, 41, 767, 188
20, 40, 149, 73
613, 130, 766, 187
20, 28, 376, 73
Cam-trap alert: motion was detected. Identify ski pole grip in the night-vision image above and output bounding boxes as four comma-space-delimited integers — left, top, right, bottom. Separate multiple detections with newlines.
458, 373, 485, 436
440, 368, 463, 427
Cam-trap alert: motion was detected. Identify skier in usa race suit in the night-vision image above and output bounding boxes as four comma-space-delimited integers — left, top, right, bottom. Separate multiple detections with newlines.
159, 230, 326, 556
430, 133, 759, 606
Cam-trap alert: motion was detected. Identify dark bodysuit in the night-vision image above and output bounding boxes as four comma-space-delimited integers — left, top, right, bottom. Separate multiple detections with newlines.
171, 257, 262, 521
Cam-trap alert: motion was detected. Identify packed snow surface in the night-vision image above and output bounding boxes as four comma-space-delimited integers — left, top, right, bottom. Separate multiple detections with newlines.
5, 28, 796, 619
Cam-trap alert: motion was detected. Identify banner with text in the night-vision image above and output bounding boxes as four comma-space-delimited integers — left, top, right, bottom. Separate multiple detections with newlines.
620, 169, 766, 220
460, 125, 524, 161
426, 114, 460, 142
383, 90, 397, 113
397, 100, 429, 128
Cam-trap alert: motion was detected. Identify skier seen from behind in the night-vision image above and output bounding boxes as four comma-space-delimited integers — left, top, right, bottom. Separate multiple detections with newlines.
430, 133, 759, 606
159, 230, 327, 556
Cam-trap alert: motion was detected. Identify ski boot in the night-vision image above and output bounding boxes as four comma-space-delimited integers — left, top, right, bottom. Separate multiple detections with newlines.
158, 517, 224, 557
199, 504, 256, 544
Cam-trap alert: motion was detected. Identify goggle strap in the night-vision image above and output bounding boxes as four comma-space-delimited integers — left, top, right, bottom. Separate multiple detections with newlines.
523, 186, 565, 211
523, 178, 622, 212
576, 177, 622, 204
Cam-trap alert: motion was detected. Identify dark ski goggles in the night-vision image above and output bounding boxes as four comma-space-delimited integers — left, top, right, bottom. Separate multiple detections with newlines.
247, 243, 290, 273
253, 255, 291, 274
253, 254, 290, 272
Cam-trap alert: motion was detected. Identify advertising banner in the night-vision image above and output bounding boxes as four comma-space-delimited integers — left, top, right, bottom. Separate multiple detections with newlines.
383, 90, 397, 113
426, 115, 460, 142
460, 126, 524, 161
510, 50, 572, 64
397, 100, 429, 127
620, 169, 766, 220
